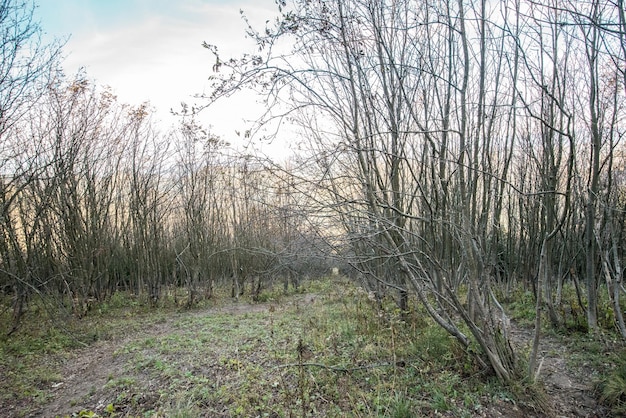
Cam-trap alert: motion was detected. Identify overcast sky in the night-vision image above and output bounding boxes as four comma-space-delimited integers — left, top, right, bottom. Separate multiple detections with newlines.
35, 0, 280, 144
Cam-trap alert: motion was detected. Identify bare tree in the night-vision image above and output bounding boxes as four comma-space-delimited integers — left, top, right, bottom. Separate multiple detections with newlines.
0, 0, 62, 332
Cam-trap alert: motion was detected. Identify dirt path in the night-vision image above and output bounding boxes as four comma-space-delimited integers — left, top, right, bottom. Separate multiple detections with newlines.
508, 324, 605, 418
43, 338, 129, 416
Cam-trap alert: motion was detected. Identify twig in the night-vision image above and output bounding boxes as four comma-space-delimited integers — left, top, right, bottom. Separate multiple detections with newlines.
533, 357, 545, 382
274, 360, 406, 373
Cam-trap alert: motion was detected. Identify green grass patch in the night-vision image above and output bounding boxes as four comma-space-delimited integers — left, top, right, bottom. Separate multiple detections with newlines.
597, 356, 626, 415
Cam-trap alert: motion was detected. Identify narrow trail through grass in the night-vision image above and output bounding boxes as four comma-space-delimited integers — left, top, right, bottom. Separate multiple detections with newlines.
43, 295, 302, 417
507, 324, 600, 417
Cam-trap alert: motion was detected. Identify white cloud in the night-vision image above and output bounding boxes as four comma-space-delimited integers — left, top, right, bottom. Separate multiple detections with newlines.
56, 0, 279, 138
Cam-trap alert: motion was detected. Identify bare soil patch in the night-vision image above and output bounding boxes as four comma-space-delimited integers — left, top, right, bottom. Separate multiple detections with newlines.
508, 324, 608, 418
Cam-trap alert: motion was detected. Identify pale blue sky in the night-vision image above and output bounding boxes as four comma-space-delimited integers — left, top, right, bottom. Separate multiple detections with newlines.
34, 0, 279, 133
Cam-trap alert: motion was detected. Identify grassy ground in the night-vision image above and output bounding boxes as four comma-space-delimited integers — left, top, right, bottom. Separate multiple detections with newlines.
0, 278, 623, 417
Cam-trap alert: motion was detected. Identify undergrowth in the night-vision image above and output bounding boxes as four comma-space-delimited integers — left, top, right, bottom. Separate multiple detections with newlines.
1, 278, 620, 416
